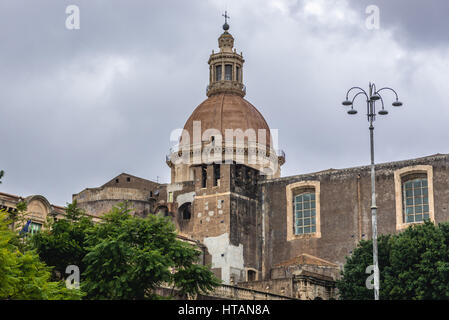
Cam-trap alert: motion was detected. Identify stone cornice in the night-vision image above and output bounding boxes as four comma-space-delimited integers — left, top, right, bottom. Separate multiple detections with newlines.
260, 153, 449, 185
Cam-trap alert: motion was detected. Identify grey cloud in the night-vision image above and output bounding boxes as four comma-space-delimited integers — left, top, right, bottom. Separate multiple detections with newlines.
350, 0, 449, 48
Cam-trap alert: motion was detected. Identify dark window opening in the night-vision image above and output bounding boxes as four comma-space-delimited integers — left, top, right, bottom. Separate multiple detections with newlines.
155, 206, 169, 217
247, 270, 257, 281
201, 165, 207, 188
115, 179, 119, 183
245, 167, 250, 182
126, 177, 131, 182
215, 65, 222, 81
225, 64, 232, 80
179, 202, 192, 220
213, 164, 220, 187
236, 66, 240, 81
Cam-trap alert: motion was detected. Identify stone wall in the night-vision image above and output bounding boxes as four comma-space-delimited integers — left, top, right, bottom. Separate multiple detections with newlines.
259, 154, 449, 280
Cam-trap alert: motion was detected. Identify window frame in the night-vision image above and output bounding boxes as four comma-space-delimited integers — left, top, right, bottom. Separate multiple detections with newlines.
224, 64, 232, 81
394, 165, 435, 230
294, 190, 317, 235
286, 181, 321, 240
402, 175, 429, 224
29, 221, 42, 235
215, 65, 222, 81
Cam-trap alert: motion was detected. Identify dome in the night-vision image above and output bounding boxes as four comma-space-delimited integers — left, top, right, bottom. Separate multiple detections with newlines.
167, 21, 284, 182
181, 93, 271, 148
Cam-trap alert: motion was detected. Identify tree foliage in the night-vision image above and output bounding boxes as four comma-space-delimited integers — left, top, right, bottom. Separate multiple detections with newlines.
0, 210, 83, 300
81, 203, 220, 299
337, 221, 449, 300
31, 200, 93, 280
32, 202, 220, 299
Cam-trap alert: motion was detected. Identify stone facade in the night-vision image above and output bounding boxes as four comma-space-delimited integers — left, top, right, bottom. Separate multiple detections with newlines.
4, 22, 449, 301
259, 153, 449, 275
65, 22, 449, 300
0, 192, 66, 230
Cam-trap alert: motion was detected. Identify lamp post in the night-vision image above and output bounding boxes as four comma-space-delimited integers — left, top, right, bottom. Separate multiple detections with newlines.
341, 82, 402, 300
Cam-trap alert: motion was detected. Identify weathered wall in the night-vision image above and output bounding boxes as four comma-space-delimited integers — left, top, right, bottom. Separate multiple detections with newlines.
229, 164, 262, 274
238, 278, 294, 297
177, 163, 262, 284
101, 173, 161, 191
259, 154, 449, 280
73, 186, 159, 217
238, 270, 337, 300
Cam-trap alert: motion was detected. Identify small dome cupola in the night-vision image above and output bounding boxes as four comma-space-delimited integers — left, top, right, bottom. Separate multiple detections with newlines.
207, 12, 246, 97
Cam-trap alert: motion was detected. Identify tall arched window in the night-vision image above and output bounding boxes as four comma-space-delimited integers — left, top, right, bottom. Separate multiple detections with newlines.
225, 64, 232, 80
394, 165, 434, 230
215, 65, 222, 81
179, 202, 192, 220
286, 181, 321, 240
294, 191, 316, 235
402, 175, 429, 223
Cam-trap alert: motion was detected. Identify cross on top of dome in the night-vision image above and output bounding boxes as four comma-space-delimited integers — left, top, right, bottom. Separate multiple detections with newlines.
222, 11, 230, 31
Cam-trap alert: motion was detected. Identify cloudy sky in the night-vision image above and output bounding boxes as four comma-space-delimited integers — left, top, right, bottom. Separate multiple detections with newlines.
1, 0, 448, 205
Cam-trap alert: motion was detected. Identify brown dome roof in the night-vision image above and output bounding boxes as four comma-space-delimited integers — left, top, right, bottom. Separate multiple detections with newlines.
181, 93, 271, 148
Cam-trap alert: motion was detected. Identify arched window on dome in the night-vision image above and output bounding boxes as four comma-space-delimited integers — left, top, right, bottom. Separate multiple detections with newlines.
236, 66, 240, 82
215, 65, 222, 81
225, 64, 232, 80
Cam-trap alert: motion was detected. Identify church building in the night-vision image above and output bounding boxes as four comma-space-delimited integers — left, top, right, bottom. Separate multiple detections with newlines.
3, 20, 449, 300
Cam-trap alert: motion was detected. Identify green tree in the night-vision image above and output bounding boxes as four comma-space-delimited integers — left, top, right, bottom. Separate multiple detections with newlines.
81, 203, 220, 299
31, 200, 94, 280
9, 200, 29, 238
0, 209, 83, 299
337, 221, 449, 300
336, 235, 392, 300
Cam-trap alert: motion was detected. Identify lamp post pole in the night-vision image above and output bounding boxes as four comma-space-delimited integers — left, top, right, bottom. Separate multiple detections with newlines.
368, 83, 379, 300
342, 82, 403, 300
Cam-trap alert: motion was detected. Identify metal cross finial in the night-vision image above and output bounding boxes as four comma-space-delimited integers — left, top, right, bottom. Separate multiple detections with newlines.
222, 11, 230, 24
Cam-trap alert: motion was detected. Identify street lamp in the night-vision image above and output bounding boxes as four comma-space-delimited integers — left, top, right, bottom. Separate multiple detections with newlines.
341, 82, 402, 300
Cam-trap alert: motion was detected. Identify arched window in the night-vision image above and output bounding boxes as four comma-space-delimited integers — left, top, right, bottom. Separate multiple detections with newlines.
236, 66, 240, 81
402, 175, 429, 223
247, 269, 257, 281
225, 64, 232, 80
294, 191, 316, 235
155, 206, 169, 217
286, 181, 321, 240
215, 65, 222, 81
178, 202, 192, 220
394, 165, 434, 230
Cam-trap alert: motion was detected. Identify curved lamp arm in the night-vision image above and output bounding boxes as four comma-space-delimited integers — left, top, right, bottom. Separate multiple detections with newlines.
346, 86, 368, 99
351, 90, 369, 105
376, 87, 400, 101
